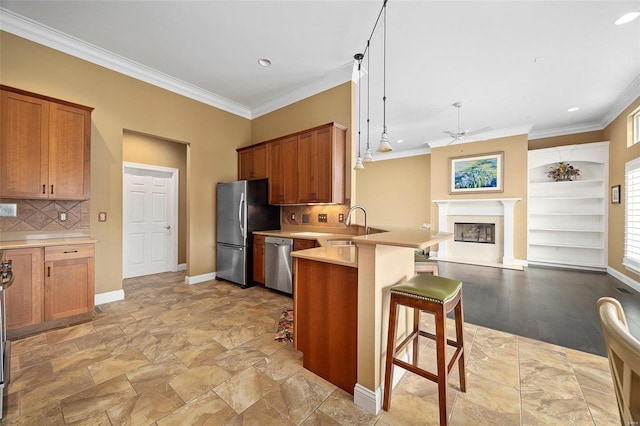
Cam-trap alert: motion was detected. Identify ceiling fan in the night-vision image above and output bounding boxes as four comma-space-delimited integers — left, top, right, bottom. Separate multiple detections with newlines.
443, 102, 493, 144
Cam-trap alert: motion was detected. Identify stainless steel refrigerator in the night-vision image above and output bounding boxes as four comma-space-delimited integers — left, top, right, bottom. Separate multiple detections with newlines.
216, 179, 280, 288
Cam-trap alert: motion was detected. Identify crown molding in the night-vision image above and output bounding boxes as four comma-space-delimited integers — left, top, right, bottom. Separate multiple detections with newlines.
528, 121, 603, 140
0, 8, 252, 118
600, 74, 640, 128
249, 63, 353, 119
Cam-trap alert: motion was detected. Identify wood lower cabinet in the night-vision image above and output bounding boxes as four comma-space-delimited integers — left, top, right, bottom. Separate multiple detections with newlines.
294, 258, 357, 394
44, 244, 95, 320
4, 248, 44, 330
0, 86, 93, 200
253, 235, 266, 285
293, 239, 316, 251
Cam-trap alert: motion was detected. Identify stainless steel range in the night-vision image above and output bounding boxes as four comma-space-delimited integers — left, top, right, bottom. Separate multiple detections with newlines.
0, 251, 14, 419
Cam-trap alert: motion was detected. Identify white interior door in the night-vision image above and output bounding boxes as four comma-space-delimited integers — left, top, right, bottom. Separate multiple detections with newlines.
123, 163, 178, 278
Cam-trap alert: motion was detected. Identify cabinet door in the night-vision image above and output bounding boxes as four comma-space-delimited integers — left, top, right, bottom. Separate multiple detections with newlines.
49, 102, 91, 200
293, 239, 316, 251
44, 251, 95, 320
4, 248, 44, 330
0, 90, 49, 199
253, 235, 266, 284
251, 144, 268, 179
268, 136, 298, 204
297, 131, 315, 202
238, 148, 253, 180
298, 128, 333, 203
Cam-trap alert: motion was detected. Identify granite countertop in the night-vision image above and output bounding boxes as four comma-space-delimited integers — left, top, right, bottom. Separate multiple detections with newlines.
291, 245, 357, 268
257, 226, 453, 268
0, 237, 98, 250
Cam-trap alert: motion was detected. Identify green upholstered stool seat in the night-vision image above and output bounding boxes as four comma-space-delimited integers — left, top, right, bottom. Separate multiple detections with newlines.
391, 274, 462, 304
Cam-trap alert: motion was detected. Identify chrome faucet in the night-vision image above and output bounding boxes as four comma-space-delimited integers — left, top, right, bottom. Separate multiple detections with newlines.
345, 205, 369, 235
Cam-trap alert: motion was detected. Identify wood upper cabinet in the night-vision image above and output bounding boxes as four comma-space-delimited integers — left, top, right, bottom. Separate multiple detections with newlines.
268, 135, 298, 204
44, 244, 95, 321
296, 123, 345, 204
253, 234, 266, 285
0, 86, 92, 200
238, 144, 267, 181
4, 248, 44, 331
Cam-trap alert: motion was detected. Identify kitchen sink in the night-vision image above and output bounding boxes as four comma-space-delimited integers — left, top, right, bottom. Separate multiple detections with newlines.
326, 239, 356, 247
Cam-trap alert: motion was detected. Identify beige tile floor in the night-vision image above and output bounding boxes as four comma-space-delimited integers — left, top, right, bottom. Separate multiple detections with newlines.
3, 271, 620, 425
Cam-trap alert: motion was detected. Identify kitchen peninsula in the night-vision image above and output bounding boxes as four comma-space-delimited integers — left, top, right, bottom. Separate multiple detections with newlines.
290, 227, 453, 415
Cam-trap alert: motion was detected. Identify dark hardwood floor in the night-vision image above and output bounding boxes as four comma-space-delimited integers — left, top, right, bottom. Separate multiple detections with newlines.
436, 262, 640, 357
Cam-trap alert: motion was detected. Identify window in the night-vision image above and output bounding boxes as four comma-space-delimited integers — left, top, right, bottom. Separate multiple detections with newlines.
634, 110, 640, 144
624, 157, 640, 274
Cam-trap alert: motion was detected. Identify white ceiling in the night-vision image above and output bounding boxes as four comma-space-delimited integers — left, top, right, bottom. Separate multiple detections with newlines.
1, 1, 639, 159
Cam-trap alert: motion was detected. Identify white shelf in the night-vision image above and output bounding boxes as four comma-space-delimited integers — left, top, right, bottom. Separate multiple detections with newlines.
527, 142, 609, 270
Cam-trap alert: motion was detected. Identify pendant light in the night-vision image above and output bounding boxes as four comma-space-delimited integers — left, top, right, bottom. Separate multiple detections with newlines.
377, 0, 392, 153
354, 53, 365, 170
363, 40, 374, 163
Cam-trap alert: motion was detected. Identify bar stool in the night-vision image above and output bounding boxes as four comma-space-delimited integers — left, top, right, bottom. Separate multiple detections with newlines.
382, 274, 465, 425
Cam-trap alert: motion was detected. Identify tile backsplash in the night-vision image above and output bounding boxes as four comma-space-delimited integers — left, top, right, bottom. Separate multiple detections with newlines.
0, 199, 90, 233
281, 205, 351, 228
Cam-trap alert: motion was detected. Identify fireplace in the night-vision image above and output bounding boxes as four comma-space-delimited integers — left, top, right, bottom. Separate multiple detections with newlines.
433, 198, 522, 268
454, 222, 495, 244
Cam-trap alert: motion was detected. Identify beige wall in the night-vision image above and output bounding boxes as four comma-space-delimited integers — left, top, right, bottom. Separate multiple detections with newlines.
355, 154, 431, 229
529, 130, 605, 151
604, 97, 640, 281
430, 134, 529, 260
1, 32, 251, 294
123, 131, 188, 264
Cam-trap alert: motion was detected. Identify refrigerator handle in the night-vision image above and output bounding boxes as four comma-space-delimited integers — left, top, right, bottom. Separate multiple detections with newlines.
238, 192, 245, 238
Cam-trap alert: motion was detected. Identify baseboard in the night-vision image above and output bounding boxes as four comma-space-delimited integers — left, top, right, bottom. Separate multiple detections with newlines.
185, 272, 216, 285
353, 384, 381, 415
94, 289, 125, 305
607, 266, 640, 293
353, 352, 410, 415
177, 263, 186, 271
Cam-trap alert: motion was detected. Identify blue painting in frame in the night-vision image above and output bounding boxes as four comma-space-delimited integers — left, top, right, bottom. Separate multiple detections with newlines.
450, 152, 504, 194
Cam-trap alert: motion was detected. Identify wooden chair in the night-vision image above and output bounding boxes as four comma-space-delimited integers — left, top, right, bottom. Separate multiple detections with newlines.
597, 297, 640, 425
383, 273, 465, 425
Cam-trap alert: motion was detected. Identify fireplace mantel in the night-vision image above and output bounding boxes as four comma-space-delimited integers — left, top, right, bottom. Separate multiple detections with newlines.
433, 198, 521, 267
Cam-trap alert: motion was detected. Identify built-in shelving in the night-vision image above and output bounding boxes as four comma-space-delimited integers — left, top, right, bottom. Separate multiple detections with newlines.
527, 141, 609, 271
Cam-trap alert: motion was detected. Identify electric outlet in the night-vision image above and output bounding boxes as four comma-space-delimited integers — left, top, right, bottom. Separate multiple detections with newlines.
290, 212, 296, 221
302, 214, 310, 224
338, 213, 344, 223
318, 213, 327, 223
58, 212, 68, 222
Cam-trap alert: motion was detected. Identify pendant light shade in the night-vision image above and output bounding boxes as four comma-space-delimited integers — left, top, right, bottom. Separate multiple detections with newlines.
363, 148, 374, 162
377, 0, 392, 153
377, 130, 392, 153
354, 156, 365, 169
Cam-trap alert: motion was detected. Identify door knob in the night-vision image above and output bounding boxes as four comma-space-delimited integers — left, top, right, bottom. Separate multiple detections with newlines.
165, 225, 171, 230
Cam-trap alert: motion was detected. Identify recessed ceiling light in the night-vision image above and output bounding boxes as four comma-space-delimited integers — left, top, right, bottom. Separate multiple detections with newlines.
568, 107, 580, 112
615, 11, 640, 25
397, 139, 404, 144
258, 58, 272, 67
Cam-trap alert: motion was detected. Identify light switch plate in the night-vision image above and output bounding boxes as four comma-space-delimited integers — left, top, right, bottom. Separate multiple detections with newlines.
0, 203, 17, 217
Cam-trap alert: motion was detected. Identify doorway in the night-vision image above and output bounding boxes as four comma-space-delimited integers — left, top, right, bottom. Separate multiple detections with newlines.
123, 162, 178, 278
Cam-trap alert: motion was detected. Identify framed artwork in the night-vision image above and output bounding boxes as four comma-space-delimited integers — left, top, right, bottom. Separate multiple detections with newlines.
611, 185, 621, 204
450, 152, 504, 194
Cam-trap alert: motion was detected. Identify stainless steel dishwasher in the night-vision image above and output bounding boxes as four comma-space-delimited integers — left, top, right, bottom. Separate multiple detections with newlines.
265, 237, 293, 294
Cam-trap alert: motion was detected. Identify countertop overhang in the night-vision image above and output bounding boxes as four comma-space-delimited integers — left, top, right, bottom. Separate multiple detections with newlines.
0, 237, 98, 250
